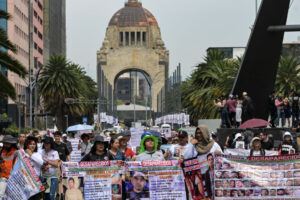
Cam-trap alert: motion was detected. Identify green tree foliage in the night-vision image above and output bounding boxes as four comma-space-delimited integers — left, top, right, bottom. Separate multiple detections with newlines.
274, 56, 300, 97
182, 50, 240, 124
39, 55, 97, 131
0, 10, 27, 99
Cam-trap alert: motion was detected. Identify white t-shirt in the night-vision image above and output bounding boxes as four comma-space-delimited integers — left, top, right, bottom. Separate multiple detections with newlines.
80, 142, 92, 156
184, 142, 223, 159
41, 149, 59, 178
25, 152, 44, 176
170, 143, 193, 160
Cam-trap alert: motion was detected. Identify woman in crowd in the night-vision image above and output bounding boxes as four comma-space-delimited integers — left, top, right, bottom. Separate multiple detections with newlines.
108, 137, 125, 161
187, 125, 222, 159
119, 135, 135, 161
284, 97, 291, 127
81, 136, 109, 161
40, 137, 59, 200
78, 133, 92, 158
24, 136, 44, 200
249, 137, 265, 156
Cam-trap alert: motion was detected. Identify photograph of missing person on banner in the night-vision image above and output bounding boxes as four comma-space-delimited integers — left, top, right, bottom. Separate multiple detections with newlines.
62, 177, 84, 200
214, 155, 300, 199
125, 171, 150, 200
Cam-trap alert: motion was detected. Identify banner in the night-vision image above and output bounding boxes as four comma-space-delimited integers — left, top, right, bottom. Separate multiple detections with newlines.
61, 161, 123, 200
214, 154, 300, 199
125, 161, 186, 200
182, 153, 214, 200
4, 151, 44, 200
224, 149, 279, 156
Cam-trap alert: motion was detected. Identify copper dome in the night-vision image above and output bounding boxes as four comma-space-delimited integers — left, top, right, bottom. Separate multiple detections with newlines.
109, 1, 158, 27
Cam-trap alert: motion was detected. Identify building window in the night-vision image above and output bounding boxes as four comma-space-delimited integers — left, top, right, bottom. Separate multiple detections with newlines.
142, 32, 146, 45
37, 1, 42, 10
34, 26, 37, 34
131, 32, 135, 46
34, 10, 37, 18
34, 42, 37, 50
38, 47, 43, 55
38, 31, 43, 40
137, 32, 141, 45
125, 32, 129, 46
119, 32, 123, 46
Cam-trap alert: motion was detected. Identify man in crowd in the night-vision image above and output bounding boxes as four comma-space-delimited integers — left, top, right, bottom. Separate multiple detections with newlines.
259, 132, 273, 150
128, 171, 149, 199
169, 131, 190, 161
242, 92, 254, 123
62, 134, 73, 154
0, 135, 17, 198
53, 131, 70, 162
17, 133, 26, 150
268, 92, 277, 127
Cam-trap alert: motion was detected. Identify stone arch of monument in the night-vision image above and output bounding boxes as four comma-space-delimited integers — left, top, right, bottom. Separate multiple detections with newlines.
96, 0, 169, 112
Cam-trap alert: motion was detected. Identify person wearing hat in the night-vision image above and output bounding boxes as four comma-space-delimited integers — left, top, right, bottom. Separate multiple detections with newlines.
119, 133, 135, 160
250, 137, 265, 156
279, 131, 298, 155
24, 136, 44, 200
134, 134, 165, 161
127, 171, 149, 199
78, 133, 92, 157
81, 136, 109, 161
53, 131, 70, 162
0, 135, 17, 198
40, 137, 59, 200
62, 133, 73, 154
169, 131, 191, 161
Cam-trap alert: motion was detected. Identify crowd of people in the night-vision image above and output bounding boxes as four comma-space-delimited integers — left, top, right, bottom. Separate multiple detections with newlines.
213, 91, 300, 128
0, 124, 299, 200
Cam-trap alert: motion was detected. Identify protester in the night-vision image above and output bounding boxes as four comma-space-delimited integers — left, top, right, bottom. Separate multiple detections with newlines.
41, 137, 59, 200
242, 92, 254, 123
259, 132, 273, 150
211, 131, 223, 151
17, 133, 26, 150
189, 125, 222, 158
249, 137, 265, 156
53, 131, 70, 162
275, 96, 285, 127
235, 98, 242, 127
32, 130, 39, 137
227, 94, 237, 127
37, 135, 43, 152
81, 136, 109, 161
108, 137, 125, 161
134, 134, 165, 161
290, 92, 300, 128
119, 135, 135, 160
268, 92, 277, 127
78, 133, 92, 157
0, 135, 17, 198
62, 133, 73, 154
284, 97, 291, 127
279, 131, 298, 154
214, 96, 228, 128
169, 131, 192, 161
24, 136, 44, 200
231, 133, 245, 149
172, 136, 179, 144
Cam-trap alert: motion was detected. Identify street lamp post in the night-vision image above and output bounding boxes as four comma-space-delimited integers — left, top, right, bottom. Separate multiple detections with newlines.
64, 115, 68, 130
18, 94, 22, 134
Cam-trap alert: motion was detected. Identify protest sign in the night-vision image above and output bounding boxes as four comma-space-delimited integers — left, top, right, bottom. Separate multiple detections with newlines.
4, 151, 44, 200
61, 161, 123, 200
125, 161, 186, 200
182, 153, 214, 200
69, 138, 82, 162
224, 149, 279, 156
214, 154, 300, 199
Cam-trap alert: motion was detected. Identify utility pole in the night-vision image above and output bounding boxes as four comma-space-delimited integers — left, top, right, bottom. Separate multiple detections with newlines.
28, 0, 33, 130
18, 94, 22, 134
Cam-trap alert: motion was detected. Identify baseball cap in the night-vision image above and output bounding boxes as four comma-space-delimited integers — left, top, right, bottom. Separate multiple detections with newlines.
62, 134, 67, 137
178, 131, 188, 138
211, 132, 218, 137
133, 171, 146, 178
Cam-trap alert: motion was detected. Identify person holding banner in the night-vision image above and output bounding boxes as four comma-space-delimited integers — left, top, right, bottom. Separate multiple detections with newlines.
41, 137, 59, 200
250, 137, 265, 156
134, 134, 165, 161
280, 131, 298, 154
108, 137, 126, 161
119, 135, 135, 160
0, 135, 17, 199
24, 136, 44, 200
81, 136, 109, 161
169, 131, 192, 161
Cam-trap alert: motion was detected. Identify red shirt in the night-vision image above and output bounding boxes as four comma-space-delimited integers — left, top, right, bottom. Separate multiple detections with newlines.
125, 148, 135, 158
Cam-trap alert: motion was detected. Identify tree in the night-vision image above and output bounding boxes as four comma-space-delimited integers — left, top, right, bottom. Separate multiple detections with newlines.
182, 50, 240, 124
0, 10, 27, 99
275, 56, 300, 97
39, 55, 86, 131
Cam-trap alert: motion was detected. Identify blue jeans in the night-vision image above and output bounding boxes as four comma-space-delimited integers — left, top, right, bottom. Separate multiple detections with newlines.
276, 109, 285, 127
49, 178, 59, 200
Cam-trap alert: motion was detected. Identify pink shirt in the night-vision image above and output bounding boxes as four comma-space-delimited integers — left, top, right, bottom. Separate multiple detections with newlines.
227, 99, 237, 112
275, 99, 284, 110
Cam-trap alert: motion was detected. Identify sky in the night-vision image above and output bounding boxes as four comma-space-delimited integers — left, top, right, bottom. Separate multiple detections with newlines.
66, 0, 300, 81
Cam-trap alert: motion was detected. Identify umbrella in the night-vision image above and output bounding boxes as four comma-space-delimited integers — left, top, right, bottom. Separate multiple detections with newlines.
66, 124, 94, 132
239, 118, 270, 129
